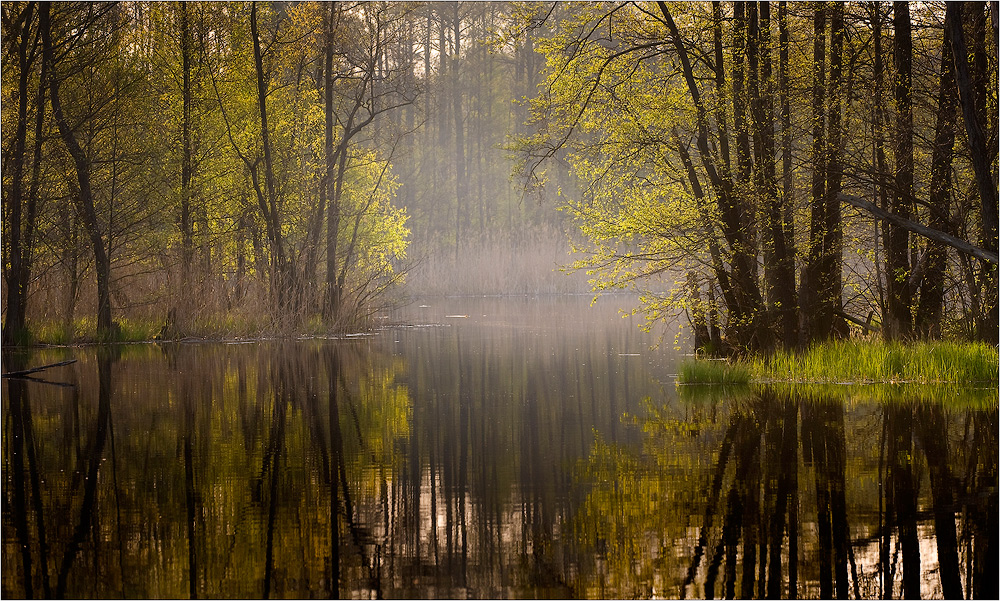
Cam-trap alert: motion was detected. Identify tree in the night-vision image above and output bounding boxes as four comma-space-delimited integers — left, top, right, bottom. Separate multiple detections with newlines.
518, 1, 997, 350
885, 1, 915, 340
2, 2, 44, 345
41, 2, 117, 338
946, 2, 998, 342
915, 6, 958, 338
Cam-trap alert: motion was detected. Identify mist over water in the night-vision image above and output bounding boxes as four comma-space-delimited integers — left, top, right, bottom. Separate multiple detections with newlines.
3, 296, 996, 598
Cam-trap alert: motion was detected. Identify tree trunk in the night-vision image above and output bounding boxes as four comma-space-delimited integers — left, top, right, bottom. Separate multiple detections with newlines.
823, 1, 846, 339
180, 2, 194, 281
2, 3, 36, 345
778, 1, 797, 317
756, 1, 798, 348
319, 5, 337, 319
453, 3, 466, 264
251, 2, 290, 313
916, 9, 958, 338
42, 2, 114, 338
872, 3, 890, 328
947, 2, 998, 342
802, 2, 827, 344
886, 1, 914, 340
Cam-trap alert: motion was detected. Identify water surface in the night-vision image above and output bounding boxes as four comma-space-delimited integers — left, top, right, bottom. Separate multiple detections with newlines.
3, 296, 996, 598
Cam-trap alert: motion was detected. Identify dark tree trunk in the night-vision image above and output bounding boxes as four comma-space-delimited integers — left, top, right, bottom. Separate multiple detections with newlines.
756, 1, 798, 348
947, 2, 998, 342
886, 1, 915, 340
42, 2, 114, 338
916, 10, 958, 338
823, 2, 846, 340
802, 2, 827, 345
3, 3, 44, 346
659, 2, 765, 353
872, 3, 891, 327
2, 3, 34, 345
778, 1, 797, 331
251, 2, 290, 313
320, 5, 338, 319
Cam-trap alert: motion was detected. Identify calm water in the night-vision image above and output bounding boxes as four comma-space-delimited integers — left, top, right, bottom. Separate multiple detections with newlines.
2, 296, 997, 599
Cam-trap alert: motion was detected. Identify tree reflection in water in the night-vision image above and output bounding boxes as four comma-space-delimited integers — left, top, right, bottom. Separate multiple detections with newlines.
578, 385, 997, 599
2, 339, 997, 599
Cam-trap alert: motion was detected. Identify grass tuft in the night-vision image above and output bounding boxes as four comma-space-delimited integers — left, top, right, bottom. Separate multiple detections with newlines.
677, 359, 751, 385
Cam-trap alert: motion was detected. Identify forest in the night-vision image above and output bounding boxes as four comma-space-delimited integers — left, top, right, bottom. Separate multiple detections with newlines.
2, 1, 998, 352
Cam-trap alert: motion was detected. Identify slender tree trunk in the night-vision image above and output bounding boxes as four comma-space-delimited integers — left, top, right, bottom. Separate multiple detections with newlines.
251, 2, 290, 313
320, 5, 337, 320
872, 3, 890, 326
453, 3, 465, 264
2, 3, 37, 345
778, 1, 797, 323
886, 1, 914, 340
916, 10, 958, 337
42, 2, 114, 338
802, 2, 827, 345
20, 28, 46, 336
180, 1, 194, 281
823, 1, 846, 339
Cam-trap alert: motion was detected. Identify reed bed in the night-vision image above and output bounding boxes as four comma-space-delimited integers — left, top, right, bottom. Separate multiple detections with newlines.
678, 340, 998, 385
677, 359, 751, 385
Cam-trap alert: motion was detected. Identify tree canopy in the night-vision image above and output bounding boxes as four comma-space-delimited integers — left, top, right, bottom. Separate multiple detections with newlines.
3, 1, 997, 349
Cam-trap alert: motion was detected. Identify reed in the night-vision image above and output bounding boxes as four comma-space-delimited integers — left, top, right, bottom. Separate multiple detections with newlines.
754, 340, 998, 384
679, 340, 998, 385
677, 359, 751, 385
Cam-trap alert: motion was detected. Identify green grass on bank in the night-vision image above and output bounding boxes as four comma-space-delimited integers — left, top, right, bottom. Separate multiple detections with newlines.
678, 340, 999, 385
678, 359, 752, 385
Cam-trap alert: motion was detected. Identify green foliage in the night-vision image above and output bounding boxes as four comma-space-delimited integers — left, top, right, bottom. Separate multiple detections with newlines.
519, 1, 997, 347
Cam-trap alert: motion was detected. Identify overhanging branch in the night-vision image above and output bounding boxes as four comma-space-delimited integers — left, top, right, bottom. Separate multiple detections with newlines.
840, 193, 998, 264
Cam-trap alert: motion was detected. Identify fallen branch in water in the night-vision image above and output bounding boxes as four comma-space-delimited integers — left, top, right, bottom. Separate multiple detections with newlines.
2, 359, 77, 378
